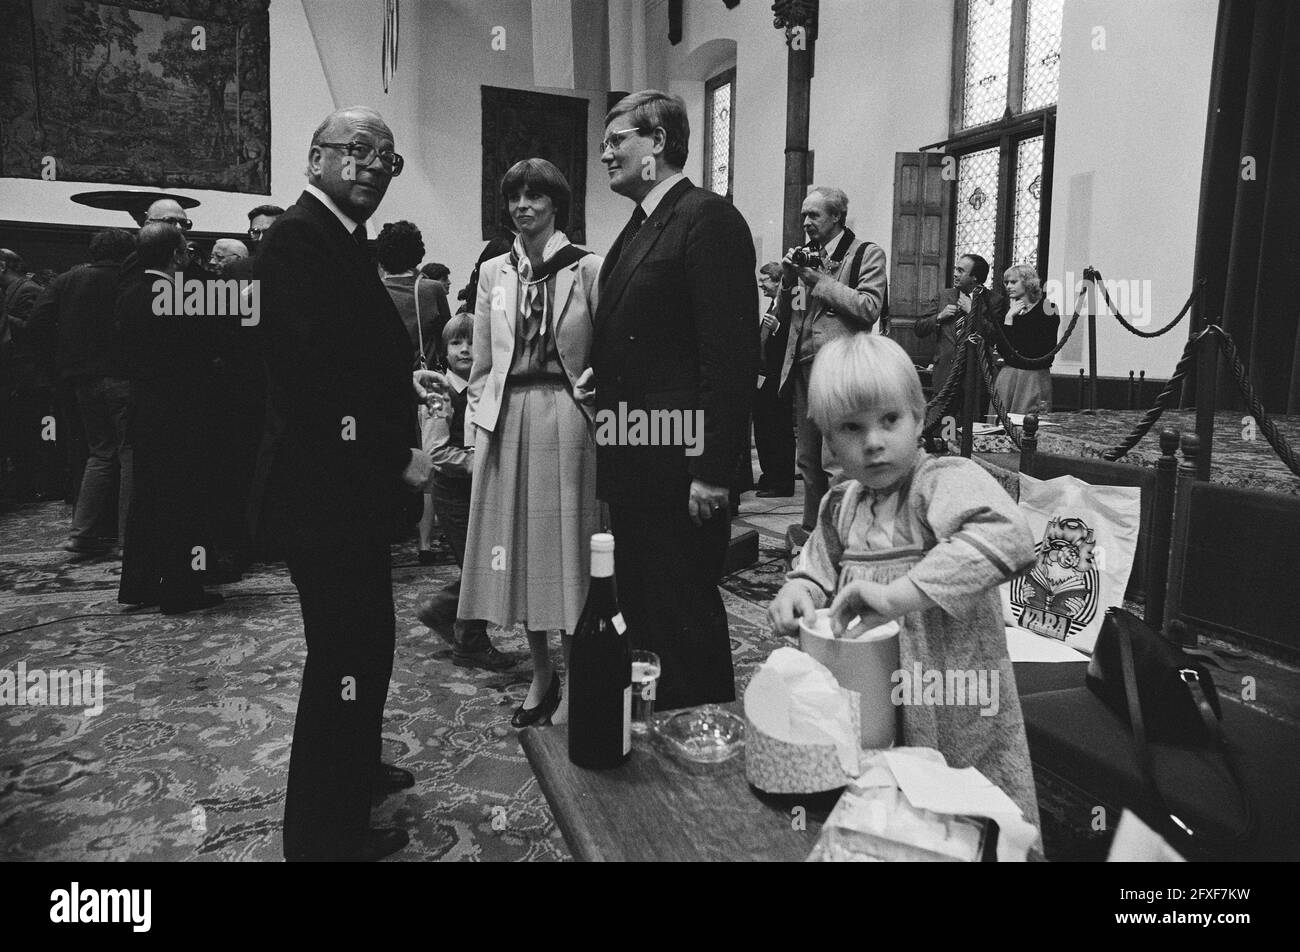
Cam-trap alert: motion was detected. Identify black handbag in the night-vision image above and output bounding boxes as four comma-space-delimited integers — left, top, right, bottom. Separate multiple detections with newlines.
1086, 607, 1255, 856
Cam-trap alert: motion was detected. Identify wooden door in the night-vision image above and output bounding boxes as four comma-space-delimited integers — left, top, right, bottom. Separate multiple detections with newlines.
889, 151, 953, 366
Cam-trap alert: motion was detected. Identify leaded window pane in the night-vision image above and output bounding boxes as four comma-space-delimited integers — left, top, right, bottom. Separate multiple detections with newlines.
962, 0, 1013, 128
1012, 135, 1044, 267
1022, 0, 1064, 112
708, 79, 732, 197
954, 147, 1000, 270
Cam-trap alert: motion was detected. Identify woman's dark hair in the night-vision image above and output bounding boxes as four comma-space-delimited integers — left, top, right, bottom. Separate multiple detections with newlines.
89, 228, 135, 263
420, 261, 450, 282
499, 158, 571, 230
375, 220, 425, 274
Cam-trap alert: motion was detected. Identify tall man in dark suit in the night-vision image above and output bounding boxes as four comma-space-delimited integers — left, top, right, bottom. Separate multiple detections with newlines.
255, 106, 431, 861
586, 90, 758, 710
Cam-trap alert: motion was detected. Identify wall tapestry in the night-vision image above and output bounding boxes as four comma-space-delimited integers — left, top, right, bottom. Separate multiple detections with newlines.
481, 85, 588, 244
0, 0, 271, 193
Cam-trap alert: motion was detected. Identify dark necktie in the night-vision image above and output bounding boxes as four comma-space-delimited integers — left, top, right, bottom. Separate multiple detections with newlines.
602, 205, 648, 281
627, 204, 647, 239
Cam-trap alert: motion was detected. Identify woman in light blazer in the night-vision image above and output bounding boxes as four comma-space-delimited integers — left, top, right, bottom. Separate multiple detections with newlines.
459, 158, 602, 727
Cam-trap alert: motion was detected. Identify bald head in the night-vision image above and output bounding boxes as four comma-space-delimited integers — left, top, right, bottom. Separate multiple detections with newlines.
145, 199, 191, 231
306, 106, 397, 224
0, 248, 24, 284
209, 238, 250, 274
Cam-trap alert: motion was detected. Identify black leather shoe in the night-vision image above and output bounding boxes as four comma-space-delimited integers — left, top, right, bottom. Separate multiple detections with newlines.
358, 827, 409, 861
373, 763, 415, 798
511, 671, 561, 728
755, 485, 795, 497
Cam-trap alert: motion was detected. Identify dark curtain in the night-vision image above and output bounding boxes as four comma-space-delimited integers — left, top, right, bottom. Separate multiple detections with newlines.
1189, 0, 1300, 414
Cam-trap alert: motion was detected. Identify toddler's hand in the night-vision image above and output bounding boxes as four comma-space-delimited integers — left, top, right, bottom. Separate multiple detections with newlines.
769, 583, 818, 638
828, 581, 892, 638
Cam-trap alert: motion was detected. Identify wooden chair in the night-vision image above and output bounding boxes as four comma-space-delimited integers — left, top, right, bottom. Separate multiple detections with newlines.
1013, 417, 1179, 698
1163, 433, 1300, 660
1018, 415, 1179, 629
1020, 432, 1300, 860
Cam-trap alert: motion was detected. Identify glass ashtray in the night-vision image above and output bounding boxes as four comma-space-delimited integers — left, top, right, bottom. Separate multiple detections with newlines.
653, 705, 745, 763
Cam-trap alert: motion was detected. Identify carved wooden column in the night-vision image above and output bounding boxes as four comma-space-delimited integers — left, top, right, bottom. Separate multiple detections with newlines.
774, 0, 818, 254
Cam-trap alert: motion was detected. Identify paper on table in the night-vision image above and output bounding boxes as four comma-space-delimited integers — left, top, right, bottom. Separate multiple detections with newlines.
880, 748, 1039, 862
745, 647, 861, 774
1005, 625, 1091, 663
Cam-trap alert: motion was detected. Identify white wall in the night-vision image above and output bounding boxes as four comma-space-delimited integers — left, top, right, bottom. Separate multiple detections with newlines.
1046, 0, 1216, 377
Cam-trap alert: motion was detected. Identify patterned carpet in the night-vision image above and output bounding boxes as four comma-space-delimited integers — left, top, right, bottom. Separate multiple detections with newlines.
1, 493, 1102, 862
955, 409, 1300, 495
0, 500, 786, 862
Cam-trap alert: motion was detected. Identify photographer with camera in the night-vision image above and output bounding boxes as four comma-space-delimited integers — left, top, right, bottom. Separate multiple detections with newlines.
776, 186, 887, 530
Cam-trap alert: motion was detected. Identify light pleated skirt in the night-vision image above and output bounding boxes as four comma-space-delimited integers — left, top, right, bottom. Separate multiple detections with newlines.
458, 380, 599, 633
994, 366, 1053, 415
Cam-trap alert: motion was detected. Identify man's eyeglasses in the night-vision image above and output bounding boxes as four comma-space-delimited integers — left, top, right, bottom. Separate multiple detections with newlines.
248, 227, 268, 241
147, 216, 192, 231
317, 140, 404, 176
600, 127, 645, 152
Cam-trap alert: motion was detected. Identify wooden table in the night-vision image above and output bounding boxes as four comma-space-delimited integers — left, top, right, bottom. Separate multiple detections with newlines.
520, 712, 838, 862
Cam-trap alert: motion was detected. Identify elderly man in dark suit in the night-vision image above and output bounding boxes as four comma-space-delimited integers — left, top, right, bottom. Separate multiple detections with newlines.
255, 106, 431, 861
914, 252, 999, 417
585, 90, 757, 711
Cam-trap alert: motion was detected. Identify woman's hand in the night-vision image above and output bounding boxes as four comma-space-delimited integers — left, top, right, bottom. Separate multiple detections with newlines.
573, 367, 596, 407
827, 581, 893, 638
769, 582, 819, 638
413, 368, 449, 403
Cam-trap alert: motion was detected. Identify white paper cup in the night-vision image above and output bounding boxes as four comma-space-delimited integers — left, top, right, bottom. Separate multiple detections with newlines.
799, 609, 900, 750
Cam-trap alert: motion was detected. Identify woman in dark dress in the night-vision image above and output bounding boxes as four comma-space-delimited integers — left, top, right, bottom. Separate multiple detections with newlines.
993, 264, 1060, 415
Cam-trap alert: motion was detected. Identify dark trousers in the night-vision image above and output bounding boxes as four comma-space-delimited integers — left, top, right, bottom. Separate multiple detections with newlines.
69, 377, 132, 546
205, 372, 265, 569
283, 539, 395, 860
753, 374, 795, 488
119, 378, 208, 606
609, 503, 734, 711
430, 472, 491, 655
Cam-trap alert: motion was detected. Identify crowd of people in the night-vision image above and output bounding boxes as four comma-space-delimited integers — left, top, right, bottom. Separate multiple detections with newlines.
0, 89, 1063, 860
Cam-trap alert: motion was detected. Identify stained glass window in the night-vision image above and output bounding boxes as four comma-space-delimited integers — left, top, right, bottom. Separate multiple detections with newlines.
962, 0, 1013, 128
1012, 136, 1044, 267
705, 69, 734, 199
1022, 0, 1064, 112
954, 147, 1000, 270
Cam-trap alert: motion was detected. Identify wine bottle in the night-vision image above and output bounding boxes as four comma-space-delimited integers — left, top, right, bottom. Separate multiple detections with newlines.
568, 532, 631, 768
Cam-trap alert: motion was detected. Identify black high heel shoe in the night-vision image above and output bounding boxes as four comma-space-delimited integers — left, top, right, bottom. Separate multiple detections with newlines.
511, 670, 561, 729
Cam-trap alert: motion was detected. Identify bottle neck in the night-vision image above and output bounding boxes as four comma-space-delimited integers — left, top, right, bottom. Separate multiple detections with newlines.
591, 548, 614, 579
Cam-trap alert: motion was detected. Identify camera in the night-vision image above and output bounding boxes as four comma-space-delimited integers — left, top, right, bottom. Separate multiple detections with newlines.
789, 244, 825, 270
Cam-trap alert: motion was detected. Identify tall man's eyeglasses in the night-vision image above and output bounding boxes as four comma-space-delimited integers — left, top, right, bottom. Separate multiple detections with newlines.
146, 216, 192, 231
600, 127, 645, 152
317, 140, 405, 176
